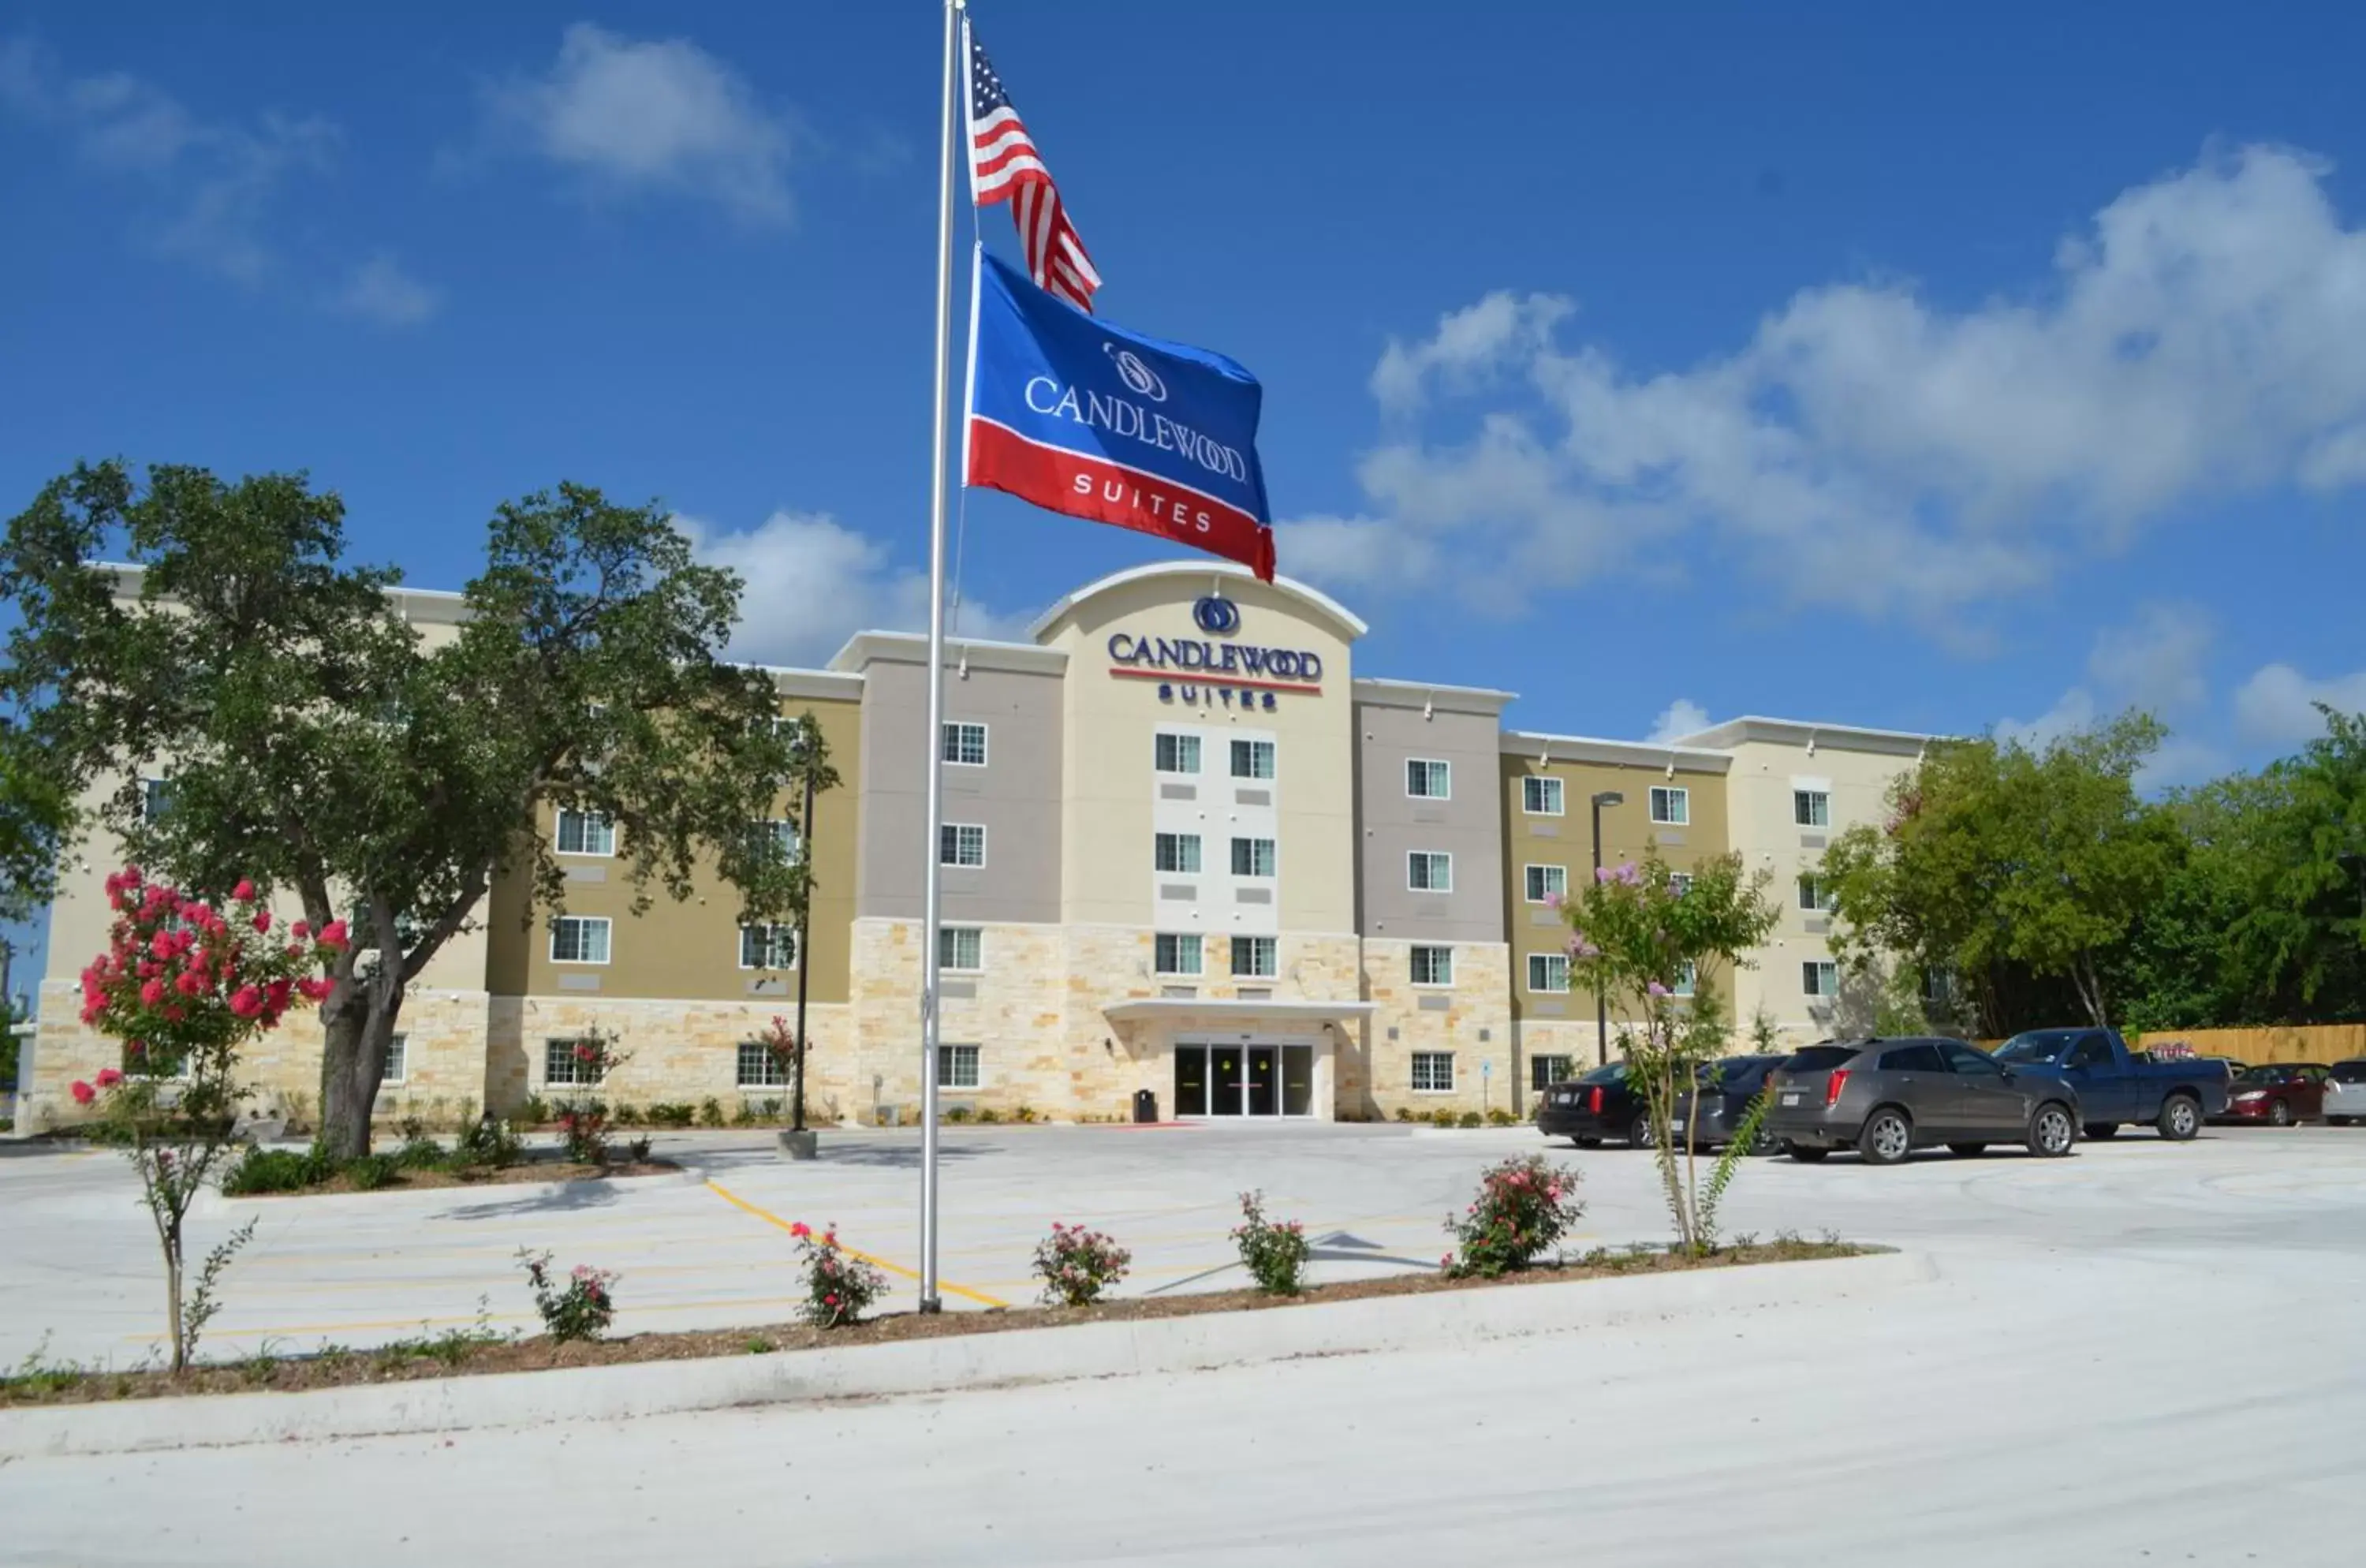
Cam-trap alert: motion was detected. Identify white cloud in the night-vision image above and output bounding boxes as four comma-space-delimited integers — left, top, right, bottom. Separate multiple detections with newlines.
329, 254, 443, 327
486, 24, 793, 223
1645, 699, 1711, 744
1996, 686, 2099, 752
678, 510, 1027, 668
2085, 603, 2211, 715
2233, 663, 2366, 745
1, 34, 338, 284
1286, 146, 2366, 625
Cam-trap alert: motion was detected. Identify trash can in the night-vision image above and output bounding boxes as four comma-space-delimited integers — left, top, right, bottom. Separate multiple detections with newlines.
1133, 1088, 1158, 1124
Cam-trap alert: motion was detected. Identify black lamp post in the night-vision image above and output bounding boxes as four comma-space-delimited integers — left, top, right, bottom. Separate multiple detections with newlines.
1590, 790, 1625, 1066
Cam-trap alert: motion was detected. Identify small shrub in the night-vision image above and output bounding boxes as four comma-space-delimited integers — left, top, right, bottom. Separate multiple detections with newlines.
519, 1095, 551, 1126
222, 1144, 331, 1196
397, 1115, 427, 1144
625, 1135, 653, 1163
944, 1105, 973, 1124
558, 1104, 609, 1164
394, 1133, 446, 1170
1444, 1154, 1585, 1279
345, 1154, 401, 1191
647, 1103, 695, 1128
453, 1116, 520, 1170
517, 1250, 618, 1343
789, 1222, 887, 1328
758, 1096, 784, 1122
1232, 1190, 1311, 1295
1487, 1108, 1516, 1127
1012, 1103, 1038, 1124
731, 1099, 757, 1127
610, 1102, 644, 1127
1394, 1107, 1415, 1123
1032, 1221, 1132, 1307
976, 1107, 1002, 1125
1430, 1108, 1459, 1128
1457, 1110, 1483, 1129
698, 1096, 726, 1128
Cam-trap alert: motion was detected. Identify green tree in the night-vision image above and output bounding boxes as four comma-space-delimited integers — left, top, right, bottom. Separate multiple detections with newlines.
2, 463, 819, 1157
0, 714, 73, 925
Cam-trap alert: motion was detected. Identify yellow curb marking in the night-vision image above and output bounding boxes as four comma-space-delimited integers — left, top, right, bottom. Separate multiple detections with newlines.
703, 1178, 1009, 1309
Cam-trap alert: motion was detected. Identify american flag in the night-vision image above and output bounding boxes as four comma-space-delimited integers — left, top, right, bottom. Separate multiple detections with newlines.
966, 22, 1102, 314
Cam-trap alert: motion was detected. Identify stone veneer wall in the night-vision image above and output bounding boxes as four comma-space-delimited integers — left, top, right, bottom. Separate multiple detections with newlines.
1357, 940, 1513, 1118
485, 995, 859, 1119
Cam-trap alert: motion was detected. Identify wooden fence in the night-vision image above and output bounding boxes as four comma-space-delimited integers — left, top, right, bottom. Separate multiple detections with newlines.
2127, 1023, 2366, 1066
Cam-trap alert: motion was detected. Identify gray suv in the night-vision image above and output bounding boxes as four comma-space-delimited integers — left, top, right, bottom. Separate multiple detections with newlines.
1764, 1038, 2082, 1165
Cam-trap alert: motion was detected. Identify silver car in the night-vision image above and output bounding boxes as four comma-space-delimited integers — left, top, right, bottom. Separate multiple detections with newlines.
1764, 1037, 2083, 1166
2323, 1060, 2366, 1127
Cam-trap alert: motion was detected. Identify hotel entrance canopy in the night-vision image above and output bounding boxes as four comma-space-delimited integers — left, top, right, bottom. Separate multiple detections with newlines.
1100, 998, 1378, 1025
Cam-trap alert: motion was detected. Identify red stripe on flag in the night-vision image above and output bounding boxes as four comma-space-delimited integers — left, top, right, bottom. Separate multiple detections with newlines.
966, 417, 1275, 581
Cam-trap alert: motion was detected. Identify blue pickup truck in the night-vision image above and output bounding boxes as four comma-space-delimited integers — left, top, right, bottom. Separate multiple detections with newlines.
1988, 1028, 2231, 1141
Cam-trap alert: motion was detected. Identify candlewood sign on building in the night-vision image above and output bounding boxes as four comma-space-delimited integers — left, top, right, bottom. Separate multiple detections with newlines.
21, 561, 1931, 1129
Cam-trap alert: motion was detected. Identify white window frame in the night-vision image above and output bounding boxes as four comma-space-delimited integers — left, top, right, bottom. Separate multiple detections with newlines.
1410, 1052, 1455, 1094
555, 808, 616, 857
1408, 850, 1454, 893
1794, 789, 1831, 828
938, 924, 983, 973
1804, 960, 1840, 998
1649, 786, 1689, 825
1155, 832, 1203, 874
1155, 731, 1202, 775
1674, 959, 1697, 998
1528, 952, 1571, 994
549, 916, 612, 965
1154, 932, 1204, 976
543, 1037, 606, 1088
1405, 758, 1451, 800
1230, 738, 1276, 780
736, 1040, 789, 1090
140, 776, 174, 823
940, 823, 987, 868
380, 1034, 409, 1087
1230, 935, 1278, 979
737, 923, 798, 970
938, 1043, 982, 1091
942, 721, 989, 767
1529, 1054, 1575, 1091
1797, 874, 1835, 913
749, 817, 801, 865
1231, 836, 1276, 877
1524, 864, 1567, 904
1523, 775, 1565, 816
1409, 944, 1454, 987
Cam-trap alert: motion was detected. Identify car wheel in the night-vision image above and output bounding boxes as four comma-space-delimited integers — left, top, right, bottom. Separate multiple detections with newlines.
1628, 1112, 1655, 1149
2331, 1117, 2353, 1129
1573, 1137, 1602, 1149
1748, 1128, 1783, 1156
1947, 1142, 1987, 1157
2028, 1101, 2077, 1159
2157, 1095, 2200, 1142
1785, 1142, 1830, 1163
2082, 1123, 2120, 1140
1858, 1108, 1913, 1166
2268, 1100, 2294, 1127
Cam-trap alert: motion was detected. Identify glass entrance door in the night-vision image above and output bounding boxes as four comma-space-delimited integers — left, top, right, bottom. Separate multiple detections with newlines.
1177, 1040, 1315, 1117
1246, 1047, 1278, 1115
1173, 1046, 1208, 1118
1281, 1045, 1313, 1116
1209, 1047, 1244, 1115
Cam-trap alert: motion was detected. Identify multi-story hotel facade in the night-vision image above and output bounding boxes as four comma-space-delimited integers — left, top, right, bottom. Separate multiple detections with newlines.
22, 561, 1932, 1129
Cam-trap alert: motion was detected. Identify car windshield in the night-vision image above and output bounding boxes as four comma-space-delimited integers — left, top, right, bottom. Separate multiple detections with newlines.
1712, 1057, 1772, 1086
2332, 1062, 2366, 1084
1782, 1045, 1859, 1073
2237, 1066, 2292, 1084
1993, 1031, 2085, 1065
1579, 1062, 1628, 1085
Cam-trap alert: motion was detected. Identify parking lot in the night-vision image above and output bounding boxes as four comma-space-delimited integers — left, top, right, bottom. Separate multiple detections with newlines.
6, 1119, 2366, 1366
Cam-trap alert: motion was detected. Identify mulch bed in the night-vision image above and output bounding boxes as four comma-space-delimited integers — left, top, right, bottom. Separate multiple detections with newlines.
241, 1158, 683, 1197
0, 1239, 1863, 1408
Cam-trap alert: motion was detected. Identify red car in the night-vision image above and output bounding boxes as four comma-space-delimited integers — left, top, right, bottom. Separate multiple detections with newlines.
2213, 1063, 2329, 1126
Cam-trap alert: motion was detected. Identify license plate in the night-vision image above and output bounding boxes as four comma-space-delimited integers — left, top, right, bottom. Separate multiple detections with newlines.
1670, 1122, 1686, 1133
1781, 1092, 1802, 1107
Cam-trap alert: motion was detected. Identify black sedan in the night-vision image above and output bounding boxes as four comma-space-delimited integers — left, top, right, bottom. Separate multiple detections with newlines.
1536, 1061, 1654, 1148
1671, 1054, 1789, 1153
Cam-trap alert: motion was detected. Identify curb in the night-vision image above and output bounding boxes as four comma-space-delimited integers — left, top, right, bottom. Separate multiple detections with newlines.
191, 1164, 707, 1219
0, 1249, 1935, 1459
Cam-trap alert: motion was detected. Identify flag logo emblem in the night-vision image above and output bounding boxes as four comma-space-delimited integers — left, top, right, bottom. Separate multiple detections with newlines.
1192, 595, 1241, 635
1106, 346, 1167, 401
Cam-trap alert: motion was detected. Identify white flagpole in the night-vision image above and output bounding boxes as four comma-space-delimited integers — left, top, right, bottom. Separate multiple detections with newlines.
917, 0, 964, 1315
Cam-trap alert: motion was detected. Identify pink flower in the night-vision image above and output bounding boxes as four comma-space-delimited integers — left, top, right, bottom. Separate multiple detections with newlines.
1543, 891, 1563, 910
789, 1221, 812, 1239
317, 920, 349, 949
149, 932, 175, 960
1648, 981, 1670, 998
95, 1068, 122, 1089
121, 864, 143, 884
174, 971, 203, 998
252, 909, 271, 934
139, 977, 166, 1006
228, 984, 266, 1019
233, 879, 256, 902
70, 1081, 95, 1106
297, 976, 333, 1002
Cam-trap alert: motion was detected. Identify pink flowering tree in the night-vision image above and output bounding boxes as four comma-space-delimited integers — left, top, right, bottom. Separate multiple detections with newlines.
76, 865, 349, 1371
1560, 848, 1777, 1255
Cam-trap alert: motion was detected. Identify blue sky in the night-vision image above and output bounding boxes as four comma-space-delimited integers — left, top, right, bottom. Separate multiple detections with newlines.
7, 1, 2366, 983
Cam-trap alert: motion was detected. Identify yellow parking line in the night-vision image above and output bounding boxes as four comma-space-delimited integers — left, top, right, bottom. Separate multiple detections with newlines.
703, 1179, 1009, 1309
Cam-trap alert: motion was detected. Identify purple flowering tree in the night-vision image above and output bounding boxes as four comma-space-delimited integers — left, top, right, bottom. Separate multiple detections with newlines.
1560, 848, 1778, 1254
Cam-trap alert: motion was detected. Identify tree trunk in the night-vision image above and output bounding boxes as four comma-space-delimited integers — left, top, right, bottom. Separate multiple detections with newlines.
319, 990, 403, 1159
2073, 953, 2110, 1029
164, 1234, 185, 1375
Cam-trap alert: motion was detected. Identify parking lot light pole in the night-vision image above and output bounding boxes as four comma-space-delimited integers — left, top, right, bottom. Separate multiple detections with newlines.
1590, 791, 1624, 1068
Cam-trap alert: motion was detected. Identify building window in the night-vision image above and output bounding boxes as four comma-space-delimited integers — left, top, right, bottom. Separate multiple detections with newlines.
1794, 789, 1830, 828
938, 1043, 982, 1090
543, 1037, 606, 1087
942, 721, 988, 767
1230, 738, 1275, 780
738, 924, 797, 970
1408, 850, 1453, 892
1797, 874, 1835, 912
1523, 775, 1564, 816
1804, 960, 1840, 998
1231, 837, 1276, 877
1649, 786, 1689, 825
1231, 935, 1278, 978
1155, 732, 1201, 774
1155, 932, 1203, 976
554, 808, 615, 857
1922, 969, 1957, 1005
1528, 952, 1571, 993
1674, 959, 1697, 998
940, 823, 987, 867
939, 925, 983, 972
140, 777, 174, 822
1670, 872, 1694, 896
1411, 1052, 1455, 1093
1405, 759, 1450, 799
1410, 944, 1454, 987
381, 1035, 409, 1087
736, 1040, 789, 1089
1155, 832, 1203, 874
748, 818, 801, 864
1530, 1054, 1574, 1090
549, 916, 611, 965
1524, 864, 1567, 903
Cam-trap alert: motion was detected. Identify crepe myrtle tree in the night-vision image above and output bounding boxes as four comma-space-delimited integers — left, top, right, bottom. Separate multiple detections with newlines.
1559, 847, 1778, 1255
1, 463, 821, 1157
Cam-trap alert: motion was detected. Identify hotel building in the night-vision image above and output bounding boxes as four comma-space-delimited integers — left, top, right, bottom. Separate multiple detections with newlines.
22, 561, 1932, 1128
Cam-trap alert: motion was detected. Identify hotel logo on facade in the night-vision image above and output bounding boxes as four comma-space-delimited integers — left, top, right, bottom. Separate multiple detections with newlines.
1106, 595, 1323, 711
